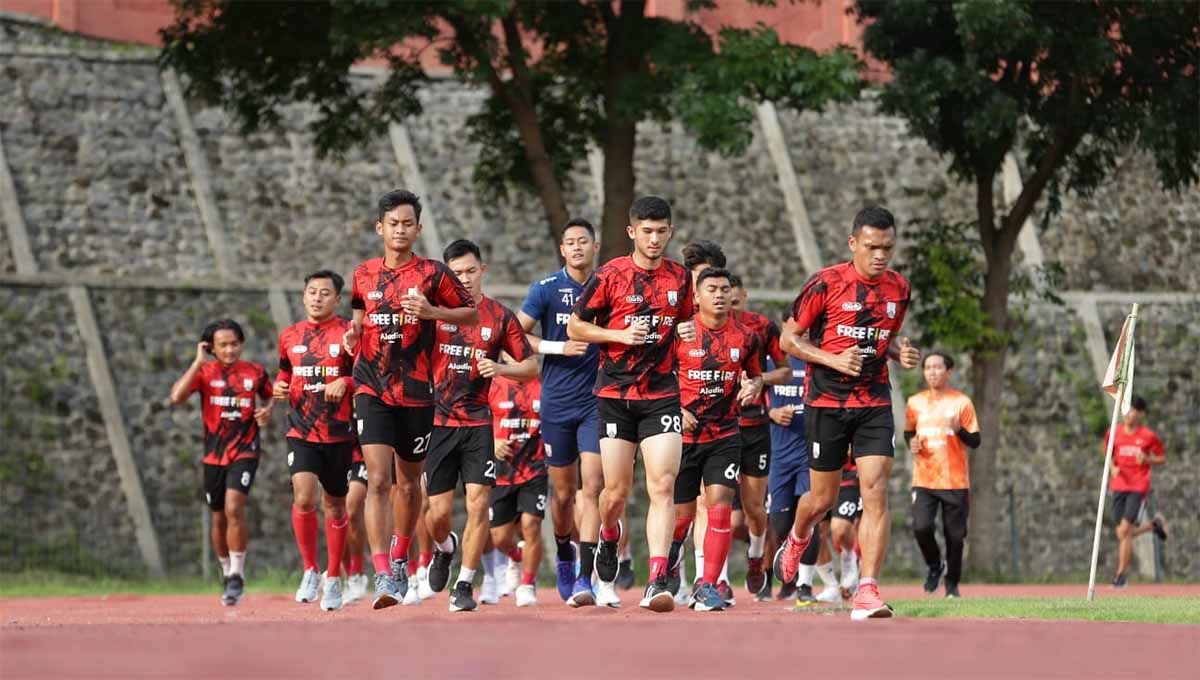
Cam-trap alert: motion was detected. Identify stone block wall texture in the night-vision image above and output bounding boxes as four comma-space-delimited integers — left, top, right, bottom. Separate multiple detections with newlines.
1, 20, 1197, 580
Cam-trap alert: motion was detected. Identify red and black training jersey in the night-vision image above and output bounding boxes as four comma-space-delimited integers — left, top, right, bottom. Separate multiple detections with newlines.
489, 375, 546, 486
190, 360, 272, 466
277, 316, 354, 443
677, 317, 762, 444
790, 262, 910, 409
350, 256, 475, 408
573, 256, 694, 400
433, 295, 533, 427
735, 309, 787, 428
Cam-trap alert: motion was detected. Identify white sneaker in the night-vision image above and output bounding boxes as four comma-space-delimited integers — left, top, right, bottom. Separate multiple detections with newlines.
344, 573, 368, 604
516, 584, 537, 607
320, 573, 344, 611
295, 568, 320, 603
595, 579, 621, 608
504, 548, 523, 597
816, 586, 842, 603
402, 574, 421, 605
480, 574, 500, 605
417, 568, 435, 601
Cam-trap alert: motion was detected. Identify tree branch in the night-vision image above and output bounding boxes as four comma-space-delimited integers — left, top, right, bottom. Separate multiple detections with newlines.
1006, 77, 1085, 236
501, 13, 535, 103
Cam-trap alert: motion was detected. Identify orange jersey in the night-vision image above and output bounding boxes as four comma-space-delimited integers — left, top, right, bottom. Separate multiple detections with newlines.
905, 388, 978, 490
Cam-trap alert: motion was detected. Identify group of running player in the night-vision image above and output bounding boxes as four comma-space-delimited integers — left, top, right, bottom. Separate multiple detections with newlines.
171, 188, 1001, 619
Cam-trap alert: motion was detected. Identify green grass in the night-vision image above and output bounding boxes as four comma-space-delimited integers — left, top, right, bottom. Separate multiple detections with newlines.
0, 570, 294, 598
892, 596, 1200, 625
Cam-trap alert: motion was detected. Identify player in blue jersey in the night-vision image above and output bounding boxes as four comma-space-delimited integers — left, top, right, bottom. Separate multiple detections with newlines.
517, 218, 611, 607
765, 354, 809, 602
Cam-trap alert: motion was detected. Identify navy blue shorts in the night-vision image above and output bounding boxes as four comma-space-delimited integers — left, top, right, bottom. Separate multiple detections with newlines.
767, 442, 809, 516
541, 400, 600, 468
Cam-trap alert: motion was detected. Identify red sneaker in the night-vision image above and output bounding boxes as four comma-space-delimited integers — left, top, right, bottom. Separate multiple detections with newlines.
772, 532, 810, 585
745, 556, 765, 595
850, 582, 894, 620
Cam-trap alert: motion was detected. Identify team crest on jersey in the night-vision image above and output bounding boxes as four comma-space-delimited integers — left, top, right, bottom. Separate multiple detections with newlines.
532, 400, 540, 413
481, 327, 492, 341
667, 290, 678, 305
243, 378, 254, 391
329, 343, 340, 357
887, 302, 897, 319
731, 348, 741, 362
606, 423, 617, 438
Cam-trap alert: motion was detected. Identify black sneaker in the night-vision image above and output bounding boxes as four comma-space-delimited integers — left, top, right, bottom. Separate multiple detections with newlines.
754, 571, 773, 602
448, 580, 477, 612
793, 583, 816, 608
428, 532, 459, 593
595, 521, 622, 584
1152, 514, 1169, 542
639, 573, 674, 612
923, 562, 945, 594
665, 540, 684, 595
776, 577, 797, 601
945, 581, 961, 599
616, 559, 636, 590
221, 574, 244, 606
1112, 573, 1128, 588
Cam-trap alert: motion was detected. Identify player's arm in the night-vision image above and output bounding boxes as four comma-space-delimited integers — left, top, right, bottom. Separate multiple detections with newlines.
904, 399, 920, 454
761, 322, 792, 385
886, 336, 921, 369
410, 266, 480, 325
169, 341, 208, 404
1144, 434, 1166, 466
737, 337, 765, 405
518, 309, 589, 358
567, 271, 646, 346
254, 367, 275, 425
780, 317, 862, 377
953, 399, 981, 449
273, 334, 293, 401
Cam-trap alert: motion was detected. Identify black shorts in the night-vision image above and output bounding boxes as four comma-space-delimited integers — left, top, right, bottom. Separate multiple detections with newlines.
804, 405, 894, 473
348, 461, 368, 486
489, 476, 549, 527
740, 424, 771, 478
425, 424, 496, 496
674, 435, 741, 504
1112, 491, 1145, 524
598, 396, 682, 444
832, 483, 862, 521
203, 458, 258, 511
354, 394, 434, 462
287, 438, 353, 497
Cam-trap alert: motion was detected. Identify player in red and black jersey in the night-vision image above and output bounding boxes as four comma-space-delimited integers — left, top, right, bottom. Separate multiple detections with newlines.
344, 190, 478, 609
169, 319, 273, 607
488, 369, 548, 608
568, 196, 696, 612
424, 239, 536, 612
669, 268, 763, 611
272, 270, 355, 611
773, 206, 921, 620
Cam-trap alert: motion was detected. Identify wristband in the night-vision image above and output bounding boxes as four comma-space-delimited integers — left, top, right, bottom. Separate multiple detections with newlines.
539, 340, 565, 355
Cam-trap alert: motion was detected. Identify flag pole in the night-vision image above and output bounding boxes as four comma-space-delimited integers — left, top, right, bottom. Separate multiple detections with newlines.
1087, 303, 1138, 601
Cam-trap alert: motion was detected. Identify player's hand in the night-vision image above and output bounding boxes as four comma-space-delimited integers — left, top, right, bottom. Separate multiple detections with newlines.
477, 358, 498, 379
681, 408, 698, 433
909, 436, 923, 456
677, 320, 696, 343
564, 340, 590, 357
494, 439, 513, 461
738, 375, 764, 405
769, 406, 794, 427
272, 380, 289, 401
254, 403, 273, 427
832, 346, 863, 377
195, 341, 210, 364
898, 337, 920, 369
1134, 449, 1146, 465
401, 289, 434, 319
622, 319, 650, 346
343, 324, 360, 352
324, 378, 347, 403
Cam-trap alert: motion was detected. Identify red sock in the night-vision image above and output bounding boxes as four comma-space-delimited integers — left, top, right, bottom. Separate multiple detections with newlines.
648, 556, 668, 581
673, 515, 693, 542
291, 506, 319, 572
371, 552, 391, 575
390, 533, 411, 561
348, 553, 364, 576
419, 551, 433, 568
703, 505, 733, 585
600, 524, 620, 542
521, 571, 536, 586
325, 516, 348, 578
407, 559, 419, 576
509, 546, 523, 562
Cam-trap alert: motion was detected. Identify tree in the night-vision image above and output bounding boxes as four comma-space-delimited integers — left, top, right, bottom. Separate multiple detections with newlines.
160, 0, 863, 259
855, 0, 1198, 575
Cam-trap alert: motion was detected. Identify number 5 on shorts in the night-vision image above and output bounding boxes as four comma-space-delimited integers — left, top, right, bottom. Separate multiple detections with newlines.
660, 415, 681, 433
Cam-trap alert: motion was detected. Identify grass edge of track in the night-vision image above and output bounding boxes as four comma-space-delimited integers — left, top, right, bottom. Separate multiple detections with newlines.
885, 596, 1200, 625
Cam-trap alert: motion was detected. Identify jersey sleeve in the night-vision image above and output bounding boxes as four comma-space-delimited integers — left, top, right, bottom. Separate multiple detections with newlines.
904, 397, 918, 432
744, 333, 763, 378
679, 273, 695, 319
351, 266, 365, 310
791, 273, 827, 331
189, 365, 205, 397
502, 309, 533, 361
573, 271, 607, 323
1148, 431, 1164, 456
257, 364, 273, 401
277, 332, 293, 382
433, 263, 475, 309
520, 281, 545, 324
958, 397, 979, 433
764, 320, 787, 367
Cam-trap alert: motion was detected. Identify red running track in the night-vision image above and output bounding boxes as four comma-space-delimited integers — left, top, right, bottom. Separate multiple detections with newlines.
2, 584, 1198, 679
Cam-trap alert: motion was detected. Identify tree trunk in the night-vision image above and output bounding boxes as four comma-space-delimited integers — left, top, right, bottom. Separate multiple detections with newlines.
597, 0, 646, 264
507, 100, 571, 244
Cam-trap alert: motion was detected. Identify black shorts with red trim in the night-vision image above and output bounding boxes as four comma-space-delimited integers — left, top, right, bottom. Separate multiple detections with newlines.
674, 435, 741, 504
804, 405, 894, 473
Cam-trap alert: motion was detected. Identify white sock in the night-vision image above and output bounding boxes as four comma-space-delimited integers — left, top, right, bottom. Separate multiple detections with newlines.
748, 532, 765, 559
435, 535, 454, 553
679, 551, 688, 587
218, 556, 231, 577
719, 557, 730, 584
619, 541, 632, 562
229, 551, 246, 576
481, 550, 496, 577
417, 566, 427, 580
840, 548, 857, 573
457, 567, 477, 585
816, 561, 837, 586
693, 549, 704, 583
798, 563, 816, 587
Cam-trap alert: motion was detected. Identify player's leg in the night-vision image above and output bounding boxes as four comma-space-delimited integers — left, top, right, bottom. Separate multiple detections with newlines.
204, 465, 231, 582
543, 417, 583, 601
596, 437, 637, 583
577, 409, 606, 593
489, 484, 520, 597
830, 515, 859, 599
448, 425, 497, 611
388, 408, 432, 599
355, 395, 403, 607
1112, 491, 1142, 585
424, 426, 463, 594
514, 478, 547, 606
344, 468, 368, 603
219, 458, 255, 606
314, 443, 351, 610
454, 481, 491, 609
911, 488, 943, 593
288, 440, 323, 603
638, 422, 684, 612
738, 425, 770, 596
692, 491, 709, 591
939, 490, 968, 598
692, 439, 739, 612
774, 468, 841, 584
670, 443, 702, 602
853, 453, 893, 618
414, 488, 434, 599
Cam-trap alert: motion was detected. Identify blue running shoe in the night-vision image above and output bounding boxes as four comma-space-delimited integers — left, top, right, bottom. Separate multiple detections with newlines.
556, 542, 577, 601
567, 575, 596, 607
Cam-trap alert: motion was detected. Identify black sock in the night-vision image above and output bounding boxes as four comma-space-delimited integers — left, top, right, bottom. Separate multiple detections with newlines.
555, 534, 574, 562
668, 540, 683, 569
580, 542, 598, 580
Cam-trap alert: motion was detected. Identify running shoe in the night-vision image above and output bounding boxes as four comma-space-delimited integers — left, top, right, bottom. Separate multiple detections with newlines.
427, 532, 459, 593
616, 558, 636, 590
449, 580, 477, 612
745, 556, 765, 596
221, 574, 244, 607
944, 581, 961, 599
567, 576, 596, 607
320, 574, 344, 611
850, 582, 893, 620
793, 584, 816, 608
639, 574, 674, 613
596, 521, 623, 584
691, 582, 726, 612
371, 572, 398, 609
772, 531, 811, 585
556, 542, 577, 601
923, 561, 945, 595
516, 584, 537, 607
295, 568, 320, 603
1152, 514, 1169, 542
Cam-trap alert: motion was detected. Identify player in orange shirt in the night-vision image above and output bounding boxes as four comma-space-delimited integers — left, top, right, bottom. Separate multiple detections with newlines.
904, 351, 980, 599
1102, 396, 1168, 588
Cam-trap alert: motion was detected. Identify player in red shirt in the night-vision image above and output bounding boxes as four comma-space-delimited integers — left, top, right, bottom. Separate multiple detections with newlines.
669, 268, 763, 611
568, 196, 697, 612
489, 368, 548, 608
1103, 396, 1168, 587
169, 319, 273, 606
272, 270, 355, 611
773, 206, 921, 620
343, 190, 478, 609
425, 239, 536, 612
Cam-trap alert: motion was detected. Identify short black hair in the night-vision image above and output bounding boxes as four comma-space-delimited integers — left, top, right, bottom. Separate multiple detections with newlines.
728, 273, 744, 289
629, 195, 672, 224
1130, 396, 1148, 412
304, 269, 344, 294
922, 350, 955, 371
695, 267, 732, 290
201, 319, 245, 347
682, 240, 726, 270
852, 205, 896, 235
443, 238, 482, 263
378, 189, 422, 223
562, 217, 595, 240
